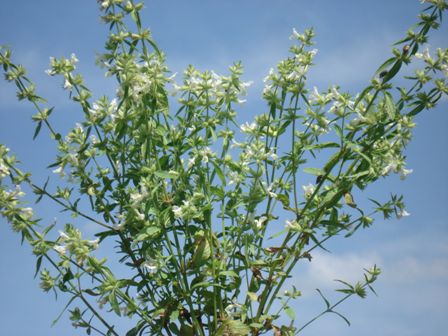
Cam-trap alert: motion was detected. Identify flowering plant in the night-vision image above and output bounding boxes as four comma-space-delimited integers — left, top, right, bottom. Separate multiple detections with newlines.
1, 0, 447, 335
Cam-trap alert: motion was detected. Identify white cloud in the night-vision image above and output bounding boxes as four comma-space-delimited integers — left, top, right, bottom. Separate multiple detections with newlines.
291, 230, 448, 292
384, 256, 448, 283
291, 250, 382, 296
308, 34, 392, 87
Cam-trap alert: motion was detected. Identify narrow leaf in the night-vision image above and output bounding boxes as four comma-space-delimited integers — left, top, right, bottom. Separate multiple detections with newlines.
331, 310, 351, 326
316, 288, 330, 309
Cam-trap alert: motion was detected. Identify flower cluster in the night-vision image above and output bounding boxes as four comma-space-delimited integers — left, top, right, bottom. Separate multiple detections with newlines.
54, 225, 100, 265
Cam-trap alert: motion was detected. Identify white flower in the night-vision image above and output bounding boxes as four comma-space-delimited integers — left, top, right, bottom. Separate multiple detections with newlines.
331, 86, 341, 99
309, 86, 322, 104
20, 207, 33, 219
397, 209, 410, 219
230, 140, 245, 149
88, 103, 100, 115
263, 83, 274, 96
52, 166, 64, 176
254, 216, 267, 229
200, 147, 214, 163
266, 184, 277, 198
135, 210, 145, 221
240, 122, 257, 134
70, 53, 79, 65
266, 148, 278, 161
109, 98, 118, 111
143, 260, 157, 273
327, 100, 340, 114
172, 205, 182, 219
228, 171, 242, 185
241, 80, 253, 89
287, 66, 307, 81
58, 230, 69, 242
302, 183, 315, 197
130, 184, 148, 207
90, 135, 99, 144
113, 222, 125, 231
0, 161, 10, 178
382, 161, 398, 176
290, 28, 302, 40
187, 156, 196, 168
54, 245, 67, 255
225, 300, 243, 316
415, 47, 432, 62
10, 185, 25, 198
63, 78, 73, 90
88, 238, 100, 249
400, 168, 413, 180
263, 68, 275, 83
101, 1, 111, 9
75, 123, 84, 132
285, 219, 299, 230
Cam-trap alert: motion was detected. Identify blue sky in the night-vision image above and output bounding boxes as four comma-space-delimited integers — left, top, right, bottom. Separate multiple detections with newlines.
0, 1, 447, 335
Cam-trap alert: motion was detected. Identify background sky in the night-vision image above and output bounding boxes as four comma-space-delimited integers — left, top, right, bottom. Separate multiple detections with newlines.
0, 1, 447, 335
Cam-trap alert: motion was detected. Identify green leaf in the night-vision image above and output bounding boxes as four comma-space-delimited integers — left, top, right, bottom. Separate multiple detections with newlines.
269, 228, 288, 239
375, 57, 396, 76
190, 281, 225, 291
247, 292, 258, 301
62, 269, 74, 283
211, 161, 226, 185
210, 186, 225, 200
303, 167, 325, 176
146, 226, 161, 238
382, 60, 402, 83
146, 38, 162, 57
33, 121, 42, 140
217, 319, 251, 336
219, 270, 239, 278
407, 102, 425, 117
344, 192, 357, 208
269, 102, 276, 117
154, 170, 179, 179
316, 288, 330, 309
323, 150, 342, 173
34, 256, 42, 278
284, 306, 296, 320
250, 322, 264, 328
42, 219, 56, 235
179, 324, 194, 336
383, 92, 396, 119
168, 323, 180, 335
52, 295, 78, 326
355, 85, 373, 107
108, 292, 121, 316
335, 279, 354, 290
333, 124, 343, 139
277, 193, 290, 208
190, 235, 211, 267
83, 289, 100, 296
331, 310, 351, 326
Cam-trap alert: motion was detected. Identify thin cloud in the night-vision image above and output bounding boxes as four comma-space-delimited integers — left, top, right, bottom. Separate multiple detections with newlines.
288, 250, 382, 299
308, 33, 393, 87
